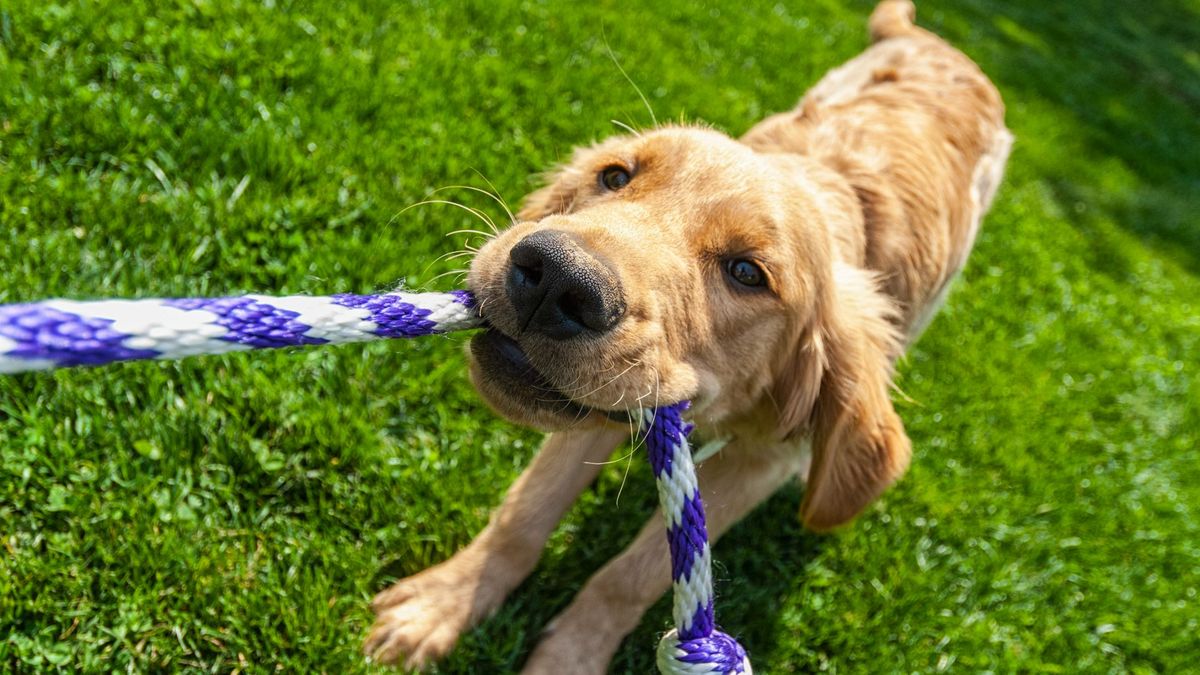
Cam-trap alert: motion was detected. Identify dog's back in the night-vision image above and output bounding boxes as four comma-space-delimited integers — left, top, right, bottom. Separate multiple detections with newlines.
743, 0, 1012, 339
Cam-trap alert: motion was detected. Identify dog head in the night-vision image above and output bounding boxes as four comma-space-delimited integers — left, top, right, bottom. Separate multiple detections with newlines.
468, 125, 910, 529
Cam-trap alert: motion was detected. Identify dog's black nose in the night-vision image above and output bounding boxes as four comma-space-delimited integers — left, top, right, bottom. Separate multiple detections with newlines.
506, 229, 626, 340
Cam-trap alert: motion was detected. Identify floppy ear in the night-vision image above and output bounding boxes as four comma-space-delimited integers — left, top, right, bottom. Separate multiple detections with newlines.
773, 262, 911, 531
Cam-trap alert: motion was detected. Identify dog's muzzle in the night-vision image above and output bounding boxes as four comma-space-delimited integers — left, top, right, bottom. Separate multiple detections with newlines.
505, 229, 626, 340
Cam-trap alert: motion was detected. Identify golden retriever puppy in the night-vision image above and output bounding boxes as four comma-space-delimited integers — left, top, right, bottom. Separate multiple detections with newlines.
367, 1, 1012, 671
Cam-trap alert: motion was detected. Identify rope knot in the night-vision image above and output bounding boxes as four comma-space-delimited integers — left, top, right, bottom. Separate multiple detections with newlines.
656, 628, 752, 674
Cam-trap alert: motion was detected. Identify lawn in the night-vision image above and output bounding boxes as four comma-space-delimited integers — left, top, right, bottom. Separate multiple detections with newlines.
2, 0, 1198, 672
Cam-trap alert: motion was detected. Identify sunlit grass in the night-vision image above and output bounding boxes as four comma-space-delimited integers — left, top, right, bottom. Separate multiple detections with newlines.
1, 0, 1197, 672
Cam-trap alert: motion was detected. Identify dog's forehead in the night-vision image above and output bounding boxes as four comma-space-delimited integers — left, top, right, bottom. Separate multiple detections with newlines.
599, 130, 796, 243
607, 130, 778, 216
561, 127, 805, 255
636, 128, 758, 175
578, 127, 751, 180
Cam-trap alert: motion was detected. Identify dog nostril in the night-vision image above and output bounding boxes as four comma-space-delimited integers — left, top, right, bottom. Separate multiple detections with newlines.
555, 291, 586, 329
513, 261, 543, 288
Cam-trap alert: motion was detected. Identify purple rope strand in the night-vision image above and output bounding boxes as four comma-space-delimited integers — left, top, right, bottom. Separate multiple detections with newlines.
644, 403, 751, 674
0, 290, 478, 374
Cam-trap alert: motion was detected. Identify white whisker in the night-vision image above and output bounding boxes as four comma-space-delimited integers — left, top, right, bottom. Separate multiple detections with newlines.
565, 359, 639, 401
611, 119, 641, 137
402, 199, 499, 235
425, 269, 469, 285
446, 228, 496, 239
470, 172, 520, 225
603, 29, 658, 128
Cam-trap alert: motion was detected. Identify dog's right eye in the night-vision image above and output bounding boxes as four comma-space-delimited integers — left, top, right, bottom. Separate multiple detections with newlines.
599, 165, 632, 191
726, 258, 767, 288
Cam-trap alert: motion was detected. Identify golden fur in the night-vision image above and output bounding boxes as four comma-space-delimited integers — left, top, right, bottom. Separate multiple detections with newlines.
367, 2, 1012, 670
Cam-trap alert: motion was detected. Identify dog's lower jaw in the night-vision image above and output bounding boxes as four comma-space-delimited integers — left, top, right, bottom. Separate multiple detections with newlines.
467, 333, 613, 431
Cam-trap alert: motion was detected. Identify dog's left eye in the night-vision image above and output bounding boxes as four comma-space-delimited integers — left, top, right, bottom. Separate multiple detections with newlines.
599, 165, 632, 191
726, 258, 767, 287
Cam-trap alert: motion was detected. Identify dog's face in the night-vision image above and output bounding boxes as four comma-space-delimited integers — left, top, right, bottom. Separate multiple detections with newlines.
469, 124, 912, 529
468, 126, 829, 430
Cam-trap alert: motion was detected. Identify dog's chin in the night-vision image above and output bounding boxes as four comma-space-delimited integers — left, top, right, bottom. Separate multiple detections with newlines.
468, 329, 624, 431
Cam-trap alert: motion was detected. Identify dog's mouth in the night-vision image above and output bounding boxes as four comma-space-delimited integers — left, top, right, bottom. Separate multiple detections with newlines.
475, 327, 573, 405
469, 324, 632, 427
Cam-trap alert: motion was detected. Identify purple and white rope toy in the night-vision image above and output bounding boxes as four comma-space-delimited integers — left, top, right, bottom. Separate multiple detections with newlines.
642, 403, 752, 675
0, 290, 478, 373
0, 289, 750, 673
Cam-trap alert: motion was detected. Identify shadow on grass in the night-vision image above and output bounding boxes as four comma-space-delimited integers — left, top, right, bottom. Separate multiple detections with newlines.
432, 480, 819, 673
924, 0, 1200, 276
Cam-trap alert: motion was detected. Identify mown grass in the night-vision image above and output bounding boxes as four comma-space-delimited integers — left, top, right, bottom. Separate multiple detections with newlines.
2, 0, 1198, 672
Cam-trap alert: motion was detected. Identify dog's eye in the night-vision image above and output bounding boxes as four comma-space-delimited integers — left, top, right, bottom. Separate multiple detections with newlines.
599, 165, 632, 191
726, 258, 766, 287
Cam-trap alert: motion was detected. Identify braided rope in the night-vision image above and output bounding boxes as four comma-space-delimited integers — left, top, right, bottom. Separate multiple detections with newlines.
642, 404, 752, 674
1, 288, 749, 670
0, 290, 478, 374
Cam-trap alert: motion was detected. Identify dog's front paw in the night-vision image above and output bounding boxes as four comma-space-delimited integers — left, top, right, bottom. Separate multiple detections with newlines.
364, 561, 490, 670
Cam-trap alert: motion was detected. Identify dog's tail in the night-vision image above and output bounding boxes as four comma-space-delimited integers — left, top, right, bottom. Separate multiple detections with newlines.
869, 0, 917, 42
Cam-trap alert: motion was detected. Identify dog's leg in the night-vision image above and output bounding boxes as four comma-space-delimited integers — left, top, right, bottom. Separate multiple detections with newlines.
521, 441, 804, 674
366, 424, 627, 669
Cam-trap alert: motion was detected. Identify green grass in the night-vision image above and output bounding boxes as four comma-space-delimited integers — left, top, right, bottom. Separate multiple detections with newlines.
2, 0, 1198, 672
